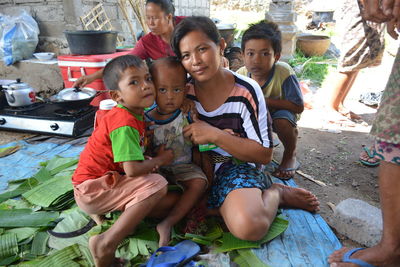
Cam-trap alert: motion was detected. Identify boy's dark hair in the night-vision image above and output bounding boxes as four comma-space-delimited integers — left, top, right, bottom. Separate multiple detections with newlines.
103, 55, 144, 91
146, 0, 175, 16
241, 20, 282, 55
149, 56, 187, 83
171, 16, 220, 59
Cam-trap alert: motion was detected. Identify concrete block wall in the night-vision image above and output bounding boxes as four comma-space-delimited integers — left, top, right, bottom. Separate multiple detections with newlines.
0, 0, 210, 53
174, 0, 210, 16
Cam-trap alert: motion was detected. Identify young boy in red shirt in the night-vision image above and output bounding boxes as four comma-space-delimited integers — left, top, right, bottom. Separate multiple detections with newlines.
72, 55, 174, 267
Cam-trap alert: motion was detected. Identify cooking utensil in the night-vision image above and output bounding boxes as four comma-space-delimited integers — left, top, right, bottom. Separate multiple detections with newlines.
1, 79, 36, 107
50, 87, 98, 109
64, 30, 118, 55
49, 87, 112, 109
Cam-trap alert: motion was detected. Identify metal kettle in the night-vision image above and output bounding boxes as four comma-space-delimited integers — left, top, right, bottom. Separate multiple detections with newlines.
2, 79, 36, 107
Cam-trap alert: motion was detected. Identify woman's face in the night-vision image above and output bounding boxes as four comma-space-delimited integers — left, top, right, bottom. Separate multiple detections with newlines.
145, 3, 172, 35
179, 30, 223, 83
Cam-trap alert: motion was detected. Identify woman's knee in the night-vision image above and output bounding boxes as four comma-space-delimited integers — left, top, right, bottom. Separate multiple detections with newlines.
228, 214, 270, 241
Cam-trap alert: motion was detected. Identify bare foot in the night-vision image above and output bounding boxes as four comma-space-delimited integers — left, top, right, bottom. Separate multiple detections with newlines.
89, 234, 116, 267
156, 220, 172, 247
274, 184, 320, 212
337, 106, 362, 121
328, 246, 400, 267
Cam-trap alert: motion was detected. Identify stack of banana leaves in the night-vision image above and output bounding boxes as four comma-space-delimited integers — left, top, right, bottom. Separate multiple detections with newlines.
0, 156, 289, 266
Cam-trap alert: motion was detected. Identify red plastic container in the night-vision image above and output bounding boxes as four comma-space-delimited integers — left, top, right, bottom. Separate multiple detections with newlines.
58, 50, 130, 106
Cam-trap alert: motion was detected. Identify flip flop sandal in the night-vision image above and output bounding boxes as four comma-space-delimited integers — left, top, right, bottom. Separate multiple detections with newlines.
341, 248, 377, 267
272, 161, 300, 181
145, 240, 201, 267
359, 146, 380, 167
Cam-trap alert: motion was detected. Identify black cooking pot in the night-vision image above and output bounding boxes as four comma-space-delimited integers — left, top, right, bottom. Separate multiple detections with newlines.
64, 30, 118, 55
50, 87, 98, 109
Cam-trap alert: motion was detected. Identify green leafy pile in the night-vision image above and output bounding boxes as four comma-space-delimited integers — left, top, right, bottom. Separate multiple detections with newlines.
0, 156, 289, 266
289, 50, 336, 86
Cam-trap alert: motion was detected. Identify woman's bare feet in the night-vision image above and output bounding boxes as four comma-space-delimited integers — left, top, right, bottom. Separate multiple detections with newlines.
156, 220, 172, 247
89, 234, 116, 267
273, 184, 320, 212
328, 246, 400, 267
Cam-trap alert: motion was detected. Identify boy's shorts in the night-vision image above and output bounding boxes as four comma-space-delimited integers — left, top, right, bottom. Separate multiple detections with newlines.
73, 171, 167, 215
159, 163, 208, 188
270, 109, 297, 127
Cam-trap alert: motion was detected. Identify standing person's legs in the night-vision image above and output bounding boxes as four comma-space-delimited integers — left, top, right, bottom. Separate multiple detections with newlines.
328, 161, 400, 267
327, 70, 361, 120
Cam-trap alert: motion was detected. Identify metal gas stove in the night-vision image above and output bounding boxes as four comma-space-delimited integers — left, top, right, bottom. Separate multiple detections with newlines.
0, 103, 95, 137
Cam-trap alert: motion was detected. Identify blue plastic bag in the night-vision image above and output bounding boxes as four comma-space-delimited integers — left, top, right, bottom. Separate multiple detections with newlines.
0, 10, 39, 65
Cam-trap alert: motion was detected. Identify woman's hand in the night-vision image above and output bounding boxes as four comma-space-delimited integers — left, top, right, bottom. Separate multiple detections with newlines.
72, 70, 103, 88
183, 114, 221, 145
72, 75, 90, 88
360, 0, 393, 22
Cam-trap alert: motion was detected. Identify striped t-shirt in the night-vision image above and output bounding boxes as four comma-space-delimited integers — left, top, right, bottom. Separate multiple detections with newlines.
187, 70, 273, 159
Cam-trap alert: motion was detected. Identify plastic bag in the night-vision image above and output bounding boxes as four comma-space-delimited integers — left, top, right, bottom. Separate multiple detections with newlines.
0, 10, 39, 65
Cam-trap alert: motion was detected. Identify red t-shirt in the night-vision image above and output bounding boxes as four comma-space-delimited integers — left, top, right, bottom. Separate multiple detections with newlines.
129, 16, 185, 60
72, 106, 145, 185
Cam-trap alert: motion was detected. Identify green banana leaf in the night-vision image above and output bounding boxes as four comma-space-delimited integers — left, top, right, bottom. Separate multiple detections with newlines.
0, 178, 39, 203
33, 167, 53, 183
44, 156, 78, 175
230, 249, 270, 267
0, 145, 20, 157
0, 233, 18, 259
0, 198, 37, 210
0, 209, 59, 228
48, 208, 91, 250
5, 227, 37, 242
22, 175, 73, 208
214, 216, 289, 253
28, 244, 82, 267
31, 231, 50, 256
0, 255, 20, 266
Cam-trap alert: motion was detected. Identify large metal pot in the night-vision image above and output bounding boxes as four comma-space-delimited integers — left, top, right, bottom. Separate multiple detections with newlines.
2, 79, 36, 107
64, 30, 118, 55
50, 87, 98, 109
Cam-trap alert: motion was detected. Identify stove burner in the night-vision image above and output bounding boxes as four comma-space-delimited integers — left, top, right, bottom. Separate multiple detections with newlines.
3, 102, 44, 113
54, 106, 93, 117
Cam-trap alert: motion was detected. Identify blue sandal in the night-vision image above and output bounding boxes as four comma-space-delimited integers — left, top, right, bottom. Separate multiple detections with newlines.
359, 146, 381, 167
145, 240, 200, 267
342, 248, 377, 267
